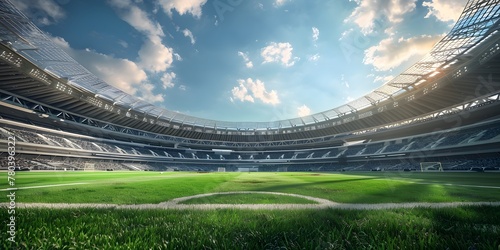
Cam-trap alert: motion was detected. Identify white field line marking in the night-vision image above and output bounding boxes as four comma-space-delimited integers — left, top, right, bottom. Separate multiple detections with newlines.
2, 191, 500, 210
0, 182, 89, 191
0, 172, 190, 192
164, 191, 333, 205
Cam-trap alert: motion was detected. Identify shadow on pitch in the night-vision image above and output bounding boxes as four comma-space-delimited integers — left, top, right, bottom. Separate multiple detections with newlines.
249, 177, 383, 193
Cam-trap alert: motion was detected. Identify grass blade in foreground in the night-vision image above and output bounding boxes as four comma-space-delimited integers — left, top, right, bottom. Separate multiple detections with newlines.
1, 207, 499, 249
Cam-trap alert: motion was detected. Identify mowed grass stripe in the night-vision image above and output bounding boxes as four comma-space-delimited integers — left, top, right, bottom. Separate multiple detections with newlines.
2, 172, 500, 204
213, 172, 310, 193
0, 171, 217, 189
0, 182, 89, 191
346, 171, 500, 186
179, 192, 319, 204
4, 172, 235, 204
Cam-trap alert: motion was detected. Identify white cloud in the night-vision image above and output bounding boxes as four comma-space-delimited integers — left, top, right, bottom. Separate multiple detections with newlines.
273, 0, 289, 7
50, 36, 70, 51
182, 29, 196, 44
51, 36, 148, 97
161, 72, 176, 89
341, 74, 350, 88
339, 28, 354, 41
12, 0, 65, 25
297, 105, 311, 117
231, 78, 280, 105
109, 0, 164, 39
237, 51, 254, 68
373, 75, 394, 84
52, 34, 165, 105
48, 0, 168, 104
308, 54, 320, 61
138, 38, 174, 72
422, 0, 467, 22
139, 83, 164, 103
157, 0, 208, 18
312, 27, 320, 42
108, 0, 175, 73
345, 0, 417, 34
364, 34, 443, 71
118, 40, 129, 48
261, 42, 297, 67
231, 83, 254, 103
173, 53, 183, 61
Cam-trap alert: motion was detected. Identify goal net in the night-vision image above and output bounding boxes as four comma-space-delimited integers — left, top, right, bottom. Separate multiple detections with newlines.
217, 167, 226, 172
277, 167, 288, 172
84, 163, 95, 171
420, 162, 443, 172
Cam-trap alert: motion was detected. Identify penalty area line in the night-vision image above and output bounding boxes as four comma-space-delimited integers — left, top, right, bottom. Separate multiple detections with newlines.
0, 182, 89, 191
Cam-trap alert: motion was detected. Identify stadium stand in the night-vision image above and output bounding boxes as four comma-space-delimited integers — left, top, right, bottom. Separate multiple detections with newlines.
1, 115, 499, 172
0, 0, 499, 172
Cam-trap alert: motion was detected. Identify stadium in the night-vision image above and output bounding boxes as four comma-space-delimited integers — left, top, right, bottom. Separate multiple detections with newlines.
1, 0, 500, 249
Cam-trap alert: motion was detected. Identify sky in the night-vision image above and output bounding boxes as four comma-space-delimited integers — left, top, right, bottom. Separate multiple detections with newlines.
14, 0, 468, 122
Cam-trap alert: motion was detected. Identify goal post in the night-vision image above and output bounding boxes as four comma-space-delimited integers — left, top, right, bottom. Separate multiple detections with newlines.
84, 163, 95, 171
217, 167, 226, 172
420, 162, 443, 172
277, 167, 288, 172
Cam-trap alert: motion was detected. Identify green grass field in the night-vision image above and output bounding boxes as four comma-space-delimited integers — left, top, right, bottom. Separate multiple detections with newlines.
179, 192, 318, 204
2, 171, 500, 249
2, 171, 500, 204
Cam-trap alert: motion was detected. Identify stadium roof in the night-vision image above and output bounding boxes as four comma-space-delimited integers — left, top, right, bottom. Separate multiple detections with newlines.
0, 0, 500, 131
